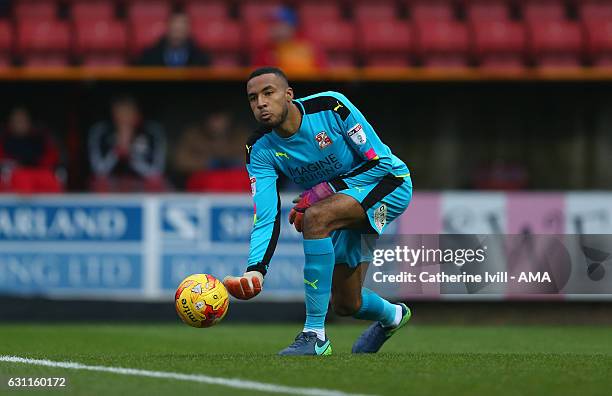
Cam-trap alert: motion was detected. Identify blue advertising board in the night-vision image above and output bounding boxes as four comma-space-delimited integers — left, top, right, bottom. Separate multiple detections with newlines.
4, 193, 607, 301
0, 202, 142, 241
0, 252, 142, 294
0, 195, 305, 300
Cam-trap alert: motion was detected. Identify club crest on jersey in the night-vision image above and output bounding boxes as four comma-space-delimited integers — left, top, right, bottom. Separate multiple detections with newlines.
249, 176, 256, 196
374, 203, 387, 232
347, 123, 367, 145
315, 131, 332, 149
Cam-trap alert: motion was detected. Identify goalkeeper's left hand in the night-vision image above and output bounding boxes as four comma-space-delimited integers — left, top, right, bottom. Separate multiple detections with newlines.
223, 271, 263, 300
288, 182, 334, 233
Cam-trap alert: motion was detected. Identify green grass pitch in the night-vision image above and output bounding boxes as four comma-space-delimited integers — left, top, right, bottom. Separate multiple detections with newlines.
1, 323, 611, 396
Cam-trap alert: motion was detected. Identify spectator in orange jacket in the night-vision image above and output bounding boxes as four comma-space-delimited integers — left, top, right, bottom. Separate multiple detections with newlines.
252, 7, 325, 72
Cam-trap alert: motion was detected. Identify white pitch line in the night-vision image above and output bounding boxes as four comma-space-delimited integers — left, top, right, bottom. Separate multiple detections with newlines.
0, 355, 376, 396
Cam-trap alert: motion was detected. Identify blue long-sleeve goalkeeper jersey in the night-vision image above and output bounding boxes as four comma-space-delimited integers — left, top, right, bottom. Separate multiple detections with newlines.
245, 91, 409, 275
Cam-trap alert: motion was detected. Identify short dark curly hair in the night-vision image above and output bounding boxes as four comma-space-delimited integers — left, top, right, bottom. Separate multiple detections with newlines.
247, 67, 289, 85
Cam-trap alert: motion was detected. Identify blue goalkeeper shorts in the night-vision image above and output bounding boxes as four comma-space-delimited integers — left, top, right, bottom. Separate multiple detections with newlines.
331, 174, 412, 268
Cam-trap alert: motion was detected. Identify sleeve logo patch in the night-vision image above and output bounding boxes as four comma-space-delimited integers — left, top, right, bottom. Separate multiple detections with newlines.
347, 123, 366, 145
250, 176, 256, 196
374, 203, 387, 232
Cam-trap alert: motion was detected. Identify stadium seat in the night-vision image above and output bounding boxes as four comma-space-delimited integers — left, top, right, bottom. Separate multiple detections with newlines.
2, 168, 63, 193
74, 20, 128, 67
415, 20, 470, 67
0, 20, 11, 52
192, 19, 243, 67
0, 20, 12, 67
0, 56, 11, 68
186, 169, 250, 193
20, 54, 69, 67
354, 1, 398, 21
465, 1, 510, 21
578, 1, 612, 22
244, 21, 273, 51
527, 19, 583, 67
192, 19, 242, 52
14, 0, 57, 21
79, 54, 127, 67
71, 1, 115, 22
358, 19, 412, 67
239, 2, 283, 22
471, 20, 526, 68
302, 19, 356, 68
298, 2, 342, 23
16, 20, 70, 67
409, 0, 454, 21
522, 0, 566, 22
129, 19, 167, 57
184, 1, 229, 21
583, 19, 612, 66
127, 0, 171, 23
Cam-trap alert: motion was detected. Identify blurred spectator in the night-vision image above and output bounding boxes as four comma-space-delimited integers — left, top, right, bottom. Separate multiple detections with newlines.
206, 112, 246, 170
88, 95, 167, 192
0, 106, 64, 193
137, 12, 211, 67
253, 7, 325, 72
170, 122, 209, 188
172, 112, 250, 192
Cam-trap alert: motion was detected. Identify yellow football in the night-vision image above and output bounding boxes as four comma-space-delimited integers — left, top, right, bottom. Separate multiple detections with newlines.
175, 274, 229, 328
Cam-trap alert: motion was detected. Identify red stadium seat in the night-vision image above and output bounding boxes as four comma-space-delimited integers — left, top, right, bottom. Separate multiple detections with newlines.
410, 0, 454, 21
192, 19, 243, 67
187, 169, 250, 193
71, 1, 115, 22
2, 168, 63, 194
80, 54, 127, 67
192, 19, 242, 51
129, 19, 167, 56
471, 20, 526, 68
240, 2, 283, 22
0, 20, 11, 51
415, 20, 470, 67
579, 1, 612, 22
75, 20, 127, 53
522, 0, 566, 22
359, 19, 412, 67
184, 1, 229, 21
0, 55, 11, 68
74, 20, 128, 66
302, 19, 356, 68
14, 0, 57, 21
16, 20, 70, 66
584, 19, 612, 66
354, 1, 398, 21
528, 19, 583, 67
127, 0, 171, 23
0, 20, 12, 67
21, 54, 69, 67
244, 21, 273, 50
465, 1, 510, 21
298, 2, 342, 23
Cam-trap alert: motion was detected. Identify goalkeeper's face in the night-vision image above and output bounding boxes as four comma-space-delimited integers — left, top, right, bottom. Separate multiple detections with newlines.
247, 73, 293, 128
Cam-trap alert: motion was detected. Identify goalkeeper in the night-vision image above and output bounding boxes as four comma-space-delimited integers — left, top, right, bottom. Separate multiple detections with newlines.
224, 67, 413, 356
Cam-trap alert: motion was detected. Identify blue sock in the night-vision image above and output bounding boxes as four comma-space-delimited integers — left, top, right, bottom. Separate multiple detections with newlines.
303, 237, 334, 332
353, 288, 397, 327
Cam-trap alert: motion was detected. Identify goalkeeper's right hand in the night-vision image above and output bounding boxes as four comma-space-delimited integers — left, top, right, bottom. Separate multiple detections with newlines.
223, 271, 264, 300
